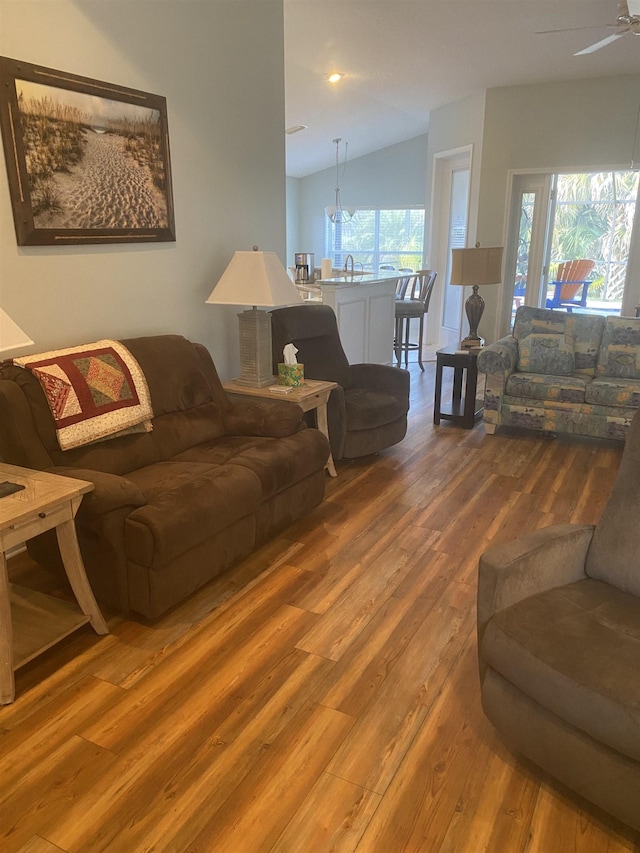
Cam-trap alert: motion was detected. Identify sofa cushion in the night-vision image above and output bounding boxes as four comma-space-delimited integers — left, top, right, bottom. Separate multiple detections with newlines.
585, 377, 640, 408
517, 333, 574, 375
124, 461, 262, 568
566, 313, 607, 377
512, 306, 605, 377
122, 334, 219, 416
173, 430, 330, 499
481, 578, 640, 763
505, 372, 589, 404
513, 305, 569, 341
596, 317, 640, 379
150, 404, 226, 460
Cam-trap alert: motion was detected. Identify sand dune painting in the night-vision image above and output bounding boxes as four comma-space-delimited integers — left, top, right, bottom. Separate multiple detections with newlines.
0, 57, 175, 245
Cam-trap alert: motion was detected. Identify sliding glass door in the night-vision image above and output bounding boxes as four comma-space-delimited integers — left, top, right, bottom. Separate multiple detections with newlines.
500, 170, 640, 337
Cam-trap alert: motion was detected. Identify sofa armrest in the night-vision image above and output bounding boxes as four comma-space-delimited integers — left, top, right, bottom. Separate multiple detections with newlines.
477, 335, 519, 429
477, 523, 594, 642
223, 399, 305, 438
349, 363, 410, 402
46, 466, 146, 515
477, 335, 519, 379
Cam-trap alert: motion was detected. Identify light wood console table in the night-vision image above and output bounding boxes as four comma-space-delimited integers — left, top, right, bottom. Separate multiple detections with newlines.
0, 463, 108, 704
222, 378, 338, 477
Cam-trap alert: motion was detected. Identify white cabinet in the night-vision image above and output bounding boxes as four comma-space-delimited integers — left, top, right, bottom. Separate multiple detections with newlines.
316, 274, 397, 365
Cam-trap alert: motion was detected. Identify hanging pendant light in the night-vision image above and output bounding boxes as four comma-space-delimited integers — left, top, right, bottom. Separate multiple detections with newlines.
325, 138, 356, 224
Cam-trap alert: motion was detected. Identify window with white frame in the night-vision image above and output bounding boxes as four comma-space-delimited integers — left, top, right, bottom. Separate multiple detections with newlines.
326, 207, 425, 272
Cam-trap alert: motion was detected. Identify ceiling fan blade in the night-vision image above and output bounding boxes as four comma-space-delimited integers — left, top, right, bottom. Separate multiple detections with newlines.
574, 31, 627, 54
625, 0, 640, 17
537, 24, 616, 34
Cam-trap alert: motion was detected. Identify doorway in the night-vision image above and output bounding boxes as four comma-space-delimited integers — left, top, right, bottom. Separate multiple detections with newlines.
501, 170, 640, 336
428, 148, 472, 348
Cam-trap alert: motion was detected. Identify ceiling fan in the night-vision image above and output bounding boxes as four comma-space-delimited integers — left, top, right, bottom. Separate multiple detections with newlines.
538, 0, 640, 55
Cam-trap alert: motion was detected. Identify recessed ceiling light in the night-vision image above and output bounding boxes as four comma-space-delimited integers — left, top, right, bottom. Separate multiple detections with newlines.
286, 124, 308, 135
326, 72, 345, 84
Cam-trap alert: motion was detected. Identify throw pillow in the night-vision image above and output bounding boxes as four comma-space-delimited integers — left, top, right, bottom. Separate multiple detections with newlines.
517, 333, 575, 376
596, 317, 640, 380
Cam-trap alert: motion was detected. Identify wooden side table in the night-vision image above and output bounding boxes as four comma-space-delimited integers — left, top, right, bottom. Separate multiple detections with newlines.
0, 463, 108, 704
222, 378, 338, 477
433, 346, 483, 429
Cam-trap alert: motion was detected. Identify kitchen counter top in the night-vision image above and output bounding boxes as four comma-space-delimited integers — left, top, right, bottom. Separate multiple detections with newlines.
316, 270, 400, 286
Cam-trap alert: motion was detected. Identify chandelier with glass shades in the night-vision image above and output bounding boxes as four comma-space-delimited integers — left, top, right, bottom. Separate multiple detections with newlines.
325, 138, 356, 224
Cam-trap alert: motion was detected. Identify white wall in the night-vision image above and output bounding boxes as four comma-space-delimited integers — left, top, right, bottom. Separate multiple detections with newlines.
285, 175, 300, 272
0, 0, 287, 379
290, 134, 428, 265
478, 74, 640, 342
423, 91, 486, 343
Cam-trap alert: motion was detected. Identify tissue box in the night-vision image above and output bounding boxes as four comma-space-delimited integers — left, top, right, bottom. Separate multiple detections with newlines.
278, 363, 304, 386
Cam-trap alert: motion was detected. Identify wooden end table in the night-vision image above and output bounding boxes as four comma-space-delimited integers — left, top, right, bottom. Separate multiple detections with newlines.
0, 463, 108, 704
222, 378, 338, 477
433, 346, 484, 429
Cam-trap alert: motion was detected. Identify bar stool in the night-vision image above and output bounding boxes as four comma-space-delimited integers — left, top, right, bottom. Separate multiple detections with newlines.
394, 270, 437, 370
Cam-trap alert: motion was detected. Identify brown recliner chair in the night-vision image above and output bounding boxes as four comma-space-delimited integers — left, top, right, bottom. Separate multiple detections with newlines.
270, 304, 410, 461
477, 408, 640, 831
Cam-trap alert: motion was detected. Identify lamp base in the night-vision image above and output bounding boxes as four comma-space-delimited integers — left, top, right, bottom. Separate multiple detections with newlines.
459, 334, 484, 349
463, 286, 485, 350
236, 308, 276, 387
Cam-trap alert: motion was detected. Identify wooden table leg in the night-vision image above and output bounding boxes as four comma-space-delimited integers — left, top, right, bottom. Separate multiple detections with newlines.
56, 510, 108, 635
434, 358, 444, 425
463, 358, 479, 427
453, 365, 464, 403
315, 401, 337, 477
0, 551, 15, 704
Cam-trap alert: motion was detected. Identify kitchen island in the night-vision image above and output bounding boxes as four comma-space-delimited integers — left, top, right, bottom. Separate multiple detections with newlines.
313, 271, 400, 365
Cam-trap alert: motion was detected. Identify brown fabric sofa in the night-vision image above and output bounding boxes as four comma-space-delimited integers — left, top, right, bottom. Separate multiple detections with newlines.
477, 407, 640, 831
0, 334, 330, 619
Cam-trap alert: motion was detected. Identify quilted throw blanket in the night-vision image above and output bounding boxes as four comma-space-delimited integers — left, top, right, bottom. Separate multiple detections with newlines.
14, 339, 153, 450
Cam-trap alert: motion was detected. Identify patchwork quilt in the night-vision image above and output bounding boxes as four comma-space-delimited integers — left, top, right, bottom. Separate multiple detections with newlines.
14, 339, 153, 450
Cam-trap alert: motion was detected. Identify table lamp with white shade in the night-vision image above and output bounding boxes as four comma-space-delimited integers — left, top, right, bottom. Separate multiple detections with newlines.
206, 246, 303, 387
450, 244, 503, 348
0, 308, 33, 354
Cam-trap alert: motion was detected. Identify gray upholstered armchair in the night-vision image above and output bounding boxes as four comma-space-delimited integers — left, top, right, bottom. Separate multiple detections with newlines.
270, 304, 410, 461
477, 407, 640, 831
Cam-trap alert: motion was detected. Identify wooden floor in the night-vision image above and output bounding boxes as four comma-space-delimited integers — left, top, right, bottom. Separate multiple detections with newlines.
2, 358, 639, 853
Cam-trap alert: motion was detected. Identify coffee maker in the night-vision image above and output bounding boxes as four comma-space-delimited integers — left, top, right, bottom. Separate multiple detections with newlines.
294, 252, 315, 283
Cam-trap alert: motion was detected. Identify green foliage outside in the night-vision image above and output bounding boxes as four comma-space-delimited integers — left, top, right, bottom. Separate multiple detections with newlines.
328, 208, 425, 271
550, 172, 639, 303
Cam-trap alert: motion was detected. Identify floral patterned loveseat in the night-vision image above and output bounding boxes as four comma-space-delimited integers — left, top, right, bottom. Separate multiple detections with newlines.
477, 306, 640, 441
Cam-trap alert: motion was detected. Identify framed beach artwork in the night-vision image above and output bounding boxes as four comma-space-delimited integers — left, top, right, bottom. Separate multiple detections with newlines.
0, 56, 176, 245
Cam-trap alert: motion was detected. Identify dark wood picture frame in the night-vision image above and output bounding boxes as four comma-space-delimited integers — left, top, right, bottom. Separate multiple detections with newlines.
0, 56, 176, 246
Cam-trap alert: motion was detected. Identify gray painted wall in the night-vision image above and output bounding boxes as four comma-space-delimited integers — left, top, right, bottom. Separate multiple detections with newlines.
0, 0, 287, 380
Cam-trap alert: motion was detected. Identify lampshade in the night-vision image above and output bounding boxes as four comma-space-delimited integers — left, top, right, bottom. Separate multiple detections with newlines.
0, 308, 33, 354
206, 247, 302, 387
449, 245, 503, 348
450, 246, 504, 287
205, 249, 303, 308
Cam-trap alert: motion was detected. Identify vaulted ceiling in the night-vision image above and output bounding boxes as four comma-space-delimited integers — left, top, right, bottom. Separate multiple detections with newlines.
284, 0, 640, 177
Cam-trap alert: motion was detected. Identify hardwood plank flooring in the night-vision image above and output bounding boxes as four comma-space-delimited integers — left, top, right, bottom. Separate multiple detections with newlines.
2, 358, 639, 852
